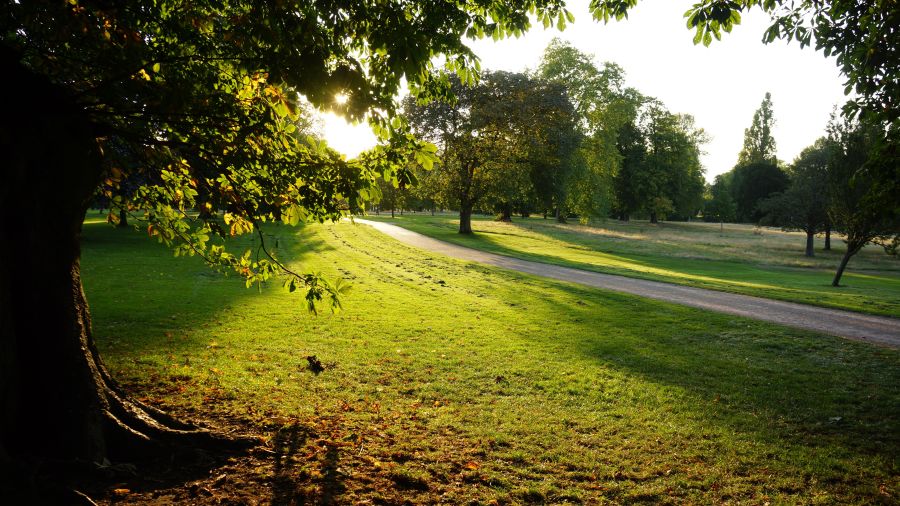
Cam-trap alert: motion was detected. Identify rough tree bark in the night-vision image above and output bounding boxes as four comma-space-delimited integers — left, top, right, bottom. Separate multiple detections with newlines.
0, 52, 251, 497
805, 230, 815, 257
459, 205, 473, 234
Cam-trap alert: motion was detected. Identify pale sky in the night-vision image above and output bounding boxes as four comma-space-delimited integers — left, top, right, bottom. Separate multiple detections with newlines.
321, 0, 848, 181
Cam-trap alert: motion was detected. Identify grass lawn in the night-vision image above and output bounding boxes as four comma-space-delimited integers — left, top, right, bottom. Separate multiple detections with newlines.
362, 213, 900, 317
81, 211, 899, 504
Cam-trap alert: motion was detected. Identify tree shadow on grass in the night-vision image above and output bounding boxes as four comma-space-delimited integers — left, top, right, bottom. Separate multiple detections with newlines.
81, 220, 332, 359
519, 278, 900, 464
271, 424, 347, 505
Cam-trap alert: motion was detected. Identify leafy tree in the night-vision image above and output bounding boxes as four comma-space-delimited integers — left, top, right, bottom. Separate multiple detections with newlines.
0, 0, 574, 482
612, 100, 707, 223
737, 92, 777, 166
405, 71, 577, 231
730, 161, 789, 223
758, 140, 831, 257
826, 117, 900, 286
538, 40, 630, 221
703, 175, 737, 228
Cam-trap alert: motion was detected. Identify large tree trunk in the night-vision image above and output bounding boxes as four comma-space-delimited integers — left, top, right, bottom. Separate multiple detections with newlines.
459, 205, 473, 234
117, 208, 129, 228
824, 225, 831, 251
497, 203, 512, 222
805, 230, 815, 257
649, 212, 658, 224
1, 52, 250, 497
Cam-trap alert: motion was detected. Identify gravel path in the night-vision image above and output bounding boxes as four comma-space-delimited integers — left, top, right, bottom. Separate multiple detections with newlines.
356, 219, 900, 348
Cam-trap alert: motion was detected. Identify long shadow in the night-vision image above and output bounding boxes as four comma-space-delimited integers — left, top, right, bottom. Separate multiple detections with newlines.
271, 424, 347, 505
508, 275, 900, 463
369, 216, 900, 465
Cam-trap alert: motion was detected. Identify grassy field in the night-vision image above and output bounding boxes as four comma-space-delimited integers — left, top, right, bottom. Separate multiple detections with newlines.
81, 211, 899, 504
362, 213, 900, 317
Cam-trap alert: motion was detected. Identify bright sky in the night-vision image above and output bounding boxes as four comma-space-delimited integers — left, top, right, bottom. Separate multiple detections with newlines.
321, 0, 848, 181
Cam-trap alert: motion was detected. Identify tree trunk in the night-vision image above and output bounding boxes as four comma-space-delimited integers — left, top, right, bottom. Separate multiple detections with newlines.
117, 208, 128, 228
649, 212, 658, 224
832, 249, 854, 287
805, 230, 815, 257
824, 225, 831, 250
556, 205, 567, 224
497, 204, 512, 222
391, 207, 394, 218
1, 53, 251, 492
459, 206, 473, 234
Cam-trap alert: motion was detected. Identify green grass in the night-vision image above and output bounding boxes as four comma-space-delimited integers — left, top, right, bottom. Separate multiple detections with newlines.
362, 213, 900, 317
81, 211, 899, 504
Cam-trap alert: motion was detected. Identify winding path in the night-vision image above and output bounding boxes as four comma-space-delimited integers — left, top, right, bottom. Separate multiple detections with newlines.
356, 219, 900, 348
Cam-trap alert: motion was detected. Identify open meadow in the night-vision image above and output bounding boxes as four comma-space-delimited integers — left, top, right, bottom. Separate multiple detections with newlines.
80, 211, 899, 504
363, 214, 900, 317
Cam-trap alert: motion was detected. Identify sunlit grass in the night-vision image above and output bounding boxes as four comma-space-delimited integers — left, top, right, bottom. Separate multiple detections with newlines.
364, 213, 900, 316
80, 212, 899, 504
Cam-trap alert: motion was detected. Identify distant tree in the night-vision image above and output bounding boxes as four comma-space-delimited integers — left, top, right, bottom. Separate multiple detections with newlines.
375, 175, 410, 218
730, 161, 789, 223
737, 92, 778, 166
405, 71, 577, 231
590, 0, 899, 249
826, 117, 900, 286
612, 119, 647, 221
703, 174, 736, 228
758, 140, 831, 256
538, 40, 630, 221
612, 100, 707, 223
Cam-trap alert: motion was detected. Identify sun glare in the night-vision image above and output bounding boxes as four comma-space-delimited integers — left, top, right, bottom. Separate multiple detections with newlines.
320, 111, 378, 159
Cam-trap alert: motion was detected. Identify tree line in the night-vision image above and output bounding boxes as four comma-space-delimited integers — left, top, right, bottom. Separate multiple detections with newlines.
380, 39, 708, 233
703, 93, 899, 285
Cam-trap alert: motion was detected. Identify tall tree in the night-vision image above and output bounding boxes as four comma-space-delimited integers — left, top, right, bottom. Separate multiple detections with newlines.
0, 0, 575, 487
737, 92, 778, 165
538, 40, 630, 221
703, 174, 737, 228
758, 139, 832, 257
730, 161, 790, 223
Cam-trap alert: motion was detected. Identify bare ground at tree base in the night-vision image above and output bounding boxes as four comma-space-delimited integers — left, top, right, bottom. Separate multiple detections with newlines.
356, 219, 900, 348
